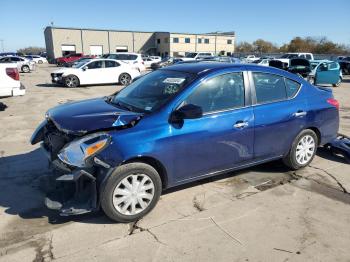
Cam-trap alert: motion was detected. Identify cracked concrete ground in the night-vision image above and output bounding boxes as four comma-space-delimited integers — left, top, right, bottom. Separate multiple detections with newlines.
0, 65, 350, 261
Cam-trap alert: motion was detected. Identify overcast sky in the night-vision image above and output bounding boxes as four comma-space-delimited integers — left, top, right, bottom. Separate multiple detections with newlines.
0, 0, 349, 51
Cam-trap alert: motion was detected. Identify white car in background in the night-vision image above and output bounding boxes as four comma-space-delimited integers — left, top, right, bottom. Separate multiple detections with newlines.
51, 58, 141, 87
143, 57, 157, 68
180, 52, 214, 61
0, 63, 25, 97
0, 56, 35, 73
149, 56, 161, 63
24, 55, 48, 64
252, 58, 272, 66
242, 55, 260, 63
102, 53, 146, 72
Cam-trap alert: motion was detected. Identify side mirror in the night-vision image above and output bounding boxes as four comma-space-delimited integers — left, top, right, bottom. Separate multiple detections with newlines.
82, 66, 88, 71
170, 104, 202, 123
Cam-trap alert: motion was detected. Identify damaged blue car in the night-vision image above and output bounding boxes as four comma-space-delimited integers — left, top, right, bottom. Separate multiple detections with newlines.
31, 63, 339, 222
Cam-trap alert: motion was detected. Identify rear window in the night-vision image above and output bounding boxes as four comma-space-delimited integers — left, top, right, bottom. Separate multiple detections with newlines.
285, 78, 300, 98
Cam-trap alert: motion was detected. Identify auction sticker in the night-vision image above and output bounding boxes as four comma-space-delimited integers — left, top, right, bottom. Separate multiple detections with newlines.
163, 78, 186, 84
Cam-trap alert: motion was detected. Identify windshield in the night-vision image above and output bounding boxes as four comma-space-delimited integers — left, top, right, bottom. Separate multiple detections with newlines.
185, 53, 197, 58
112, 70, 196, 113
73, 59, 91, 68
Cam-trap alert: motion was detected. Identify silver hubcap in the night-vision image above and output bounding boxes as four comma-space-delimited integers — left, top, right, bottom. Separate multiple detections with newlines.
120, 74, 130, 85
66, 77, 77, 87
113, 174, 155, 216
296, 135, 315, 165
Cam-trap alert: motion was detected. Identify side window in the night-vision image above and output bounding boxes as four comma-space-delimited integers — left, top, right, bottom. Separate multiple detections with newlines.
105, 60, 119, 68
184, 73, 245, 114
285, 78, 300, 98
252, 72, 287, 103
87, 61, 103, 69
305, 54, 312, 60
329, 62, 338, 70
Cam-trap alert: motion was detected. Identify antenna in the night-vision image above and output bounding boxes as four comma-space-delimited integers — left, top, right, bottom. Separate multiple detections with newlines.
0, 39, 4, 52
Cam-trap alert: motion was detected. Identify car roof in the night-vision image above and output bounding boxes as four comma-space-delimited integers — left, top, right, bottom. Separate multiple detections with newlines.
161, 62, 301, 79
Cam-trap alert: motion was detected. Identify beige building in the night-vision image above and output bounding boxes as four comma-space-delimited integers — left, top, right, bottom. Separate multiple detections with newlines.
44, 26, 235, 60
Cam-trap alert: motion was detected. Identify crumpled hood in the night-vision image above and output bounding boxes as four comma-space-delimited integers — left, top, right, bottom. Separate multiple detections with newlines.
47, 98, 142, 135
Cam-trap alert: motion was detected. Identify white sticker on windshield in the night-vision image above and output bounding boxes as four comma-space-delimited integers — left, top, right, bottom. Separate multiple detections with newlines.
145, 106, 152, 111
163, 78, 185, 84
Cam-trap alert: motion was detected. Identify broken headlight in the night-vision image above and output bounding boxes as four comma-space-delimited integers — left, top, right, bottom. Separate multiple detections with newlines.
58, 132, 111, 168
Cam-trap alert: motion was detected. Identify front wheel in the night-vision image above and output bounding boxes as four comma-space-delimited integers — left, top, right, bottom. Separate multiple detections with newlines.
100, 163, 162, 223
64, 75, 80, 88
119, 73, 132, 86
38, 60, 43, 64
283, 129, 318, 170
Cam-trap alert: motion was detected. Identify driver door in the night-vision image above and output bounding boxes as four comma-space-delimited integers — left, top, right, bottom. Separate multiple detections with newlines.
81, 60, 108, 84
168, 72, 254, 183
315, 62, 339, 84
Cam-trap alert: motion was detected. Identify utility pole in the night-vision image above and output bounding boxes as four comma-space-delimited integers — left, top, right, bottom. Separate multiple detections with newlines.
0, 39, 4, 52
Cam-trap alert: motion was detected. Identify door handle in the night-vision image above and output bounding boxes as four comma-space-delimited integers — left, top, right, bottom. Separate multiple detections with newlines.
293, 111, 307, 117
234, 121, 249, 129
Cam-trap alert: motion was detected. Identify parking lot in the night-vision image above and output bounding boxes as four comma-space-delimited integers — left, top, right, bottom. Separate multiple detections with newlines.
0, 64, 350, 261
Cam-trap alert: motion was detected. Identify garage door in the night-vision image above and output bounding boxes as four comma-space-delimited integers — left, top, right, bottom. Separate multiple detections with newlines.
61, 45, 76, 51
90, 45, 103, 56
116, 46, 128, 52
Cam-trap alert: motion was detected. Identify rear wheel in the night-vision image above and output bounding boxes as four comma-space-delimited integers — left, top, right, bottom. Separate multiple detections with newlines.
38, 60, 43, 64
283, 129, 318, 170
64, 75, 80, 88
333, 77, 341, 87
100, 163, 162, 223
21, 65, 30, 73
119, 73, 132, 86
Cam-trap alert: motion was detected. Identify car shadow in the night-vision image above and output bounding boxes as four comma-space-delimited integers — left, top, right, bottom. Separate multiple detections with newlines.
0, 148, 112, 225
36, 83, 67, 88
0, 147, 341, 226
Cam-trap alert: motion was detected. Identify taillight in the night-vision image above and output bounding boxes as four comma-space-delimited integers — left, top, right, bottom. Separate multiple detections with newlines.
327, 98, 339, 110
6, 68, 19, 81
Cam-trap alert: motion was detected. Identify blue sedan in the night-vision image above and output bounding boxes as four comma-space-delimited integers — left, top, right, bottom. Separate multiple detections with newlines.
31, 63, 339, 222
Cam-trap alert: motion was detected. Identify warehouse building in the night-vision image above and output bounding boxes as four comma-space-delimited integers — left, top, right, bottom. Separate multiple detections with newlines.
44, 26, 235, 61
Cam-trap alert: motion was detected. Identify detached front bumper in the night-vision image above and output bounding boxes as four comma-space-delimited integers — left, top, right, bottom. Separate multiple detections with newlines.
51, 73, 64, 84
31, 120, 111, 216
45, 169, 98, 216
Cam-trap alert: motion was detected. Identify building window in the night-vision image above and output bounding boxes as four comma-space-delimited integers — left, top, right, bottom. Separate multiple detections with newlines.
227, 39, 233, 44
198, 38, 202, 44
157, 39, 160, 44
173, 37, 179, 43
204, 38, 209, 44
185, 38, 190, 43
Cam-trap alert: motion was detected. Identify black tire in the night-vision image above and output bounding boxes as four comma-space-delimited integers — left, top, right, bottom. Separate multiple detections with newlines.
38, 60, 43, 64
21, 65, 30, 73
100, 162, 162, 223
332, 77, 341, 87
64, 75, 80, 88
119, 73, 132, 86
283, 129, 318, 170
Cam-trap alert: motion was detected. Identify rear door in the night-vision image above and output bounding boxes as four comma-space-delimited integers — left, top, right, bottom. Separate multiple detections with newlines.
104, 60, 122, 83
250, 72, 307, 160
